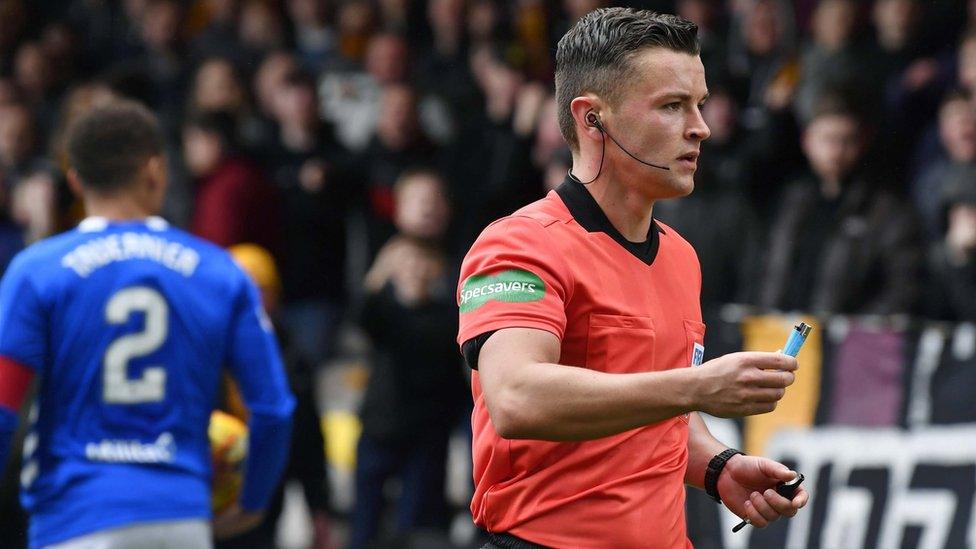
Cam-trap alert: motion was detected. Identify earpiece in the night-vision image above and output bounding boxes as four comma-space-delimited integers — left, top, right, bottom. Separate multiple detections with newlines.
586, 111, 602, 130
569, 107, 671, 185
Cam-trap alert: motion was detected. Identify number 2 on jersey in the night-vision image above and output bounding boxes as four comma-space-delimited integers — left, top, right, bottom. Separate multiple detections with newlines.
103, 287, 168, 404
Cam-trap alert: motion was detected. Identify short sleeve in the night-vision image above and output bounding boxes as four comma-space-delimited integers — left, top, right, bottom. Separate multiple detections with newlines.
457, 216, 572, 347
0, 257, 47, 371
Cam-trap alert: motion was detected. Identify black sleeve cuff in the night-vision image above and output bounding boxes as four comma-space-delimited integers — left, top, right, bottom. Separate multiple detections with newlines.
461, 331, 497, 370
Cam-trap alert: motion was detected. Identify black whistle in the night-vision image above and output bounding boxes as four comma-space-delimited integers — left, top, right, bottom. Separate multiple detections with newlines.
732, 473, 805, 533
776, 473, 804, 499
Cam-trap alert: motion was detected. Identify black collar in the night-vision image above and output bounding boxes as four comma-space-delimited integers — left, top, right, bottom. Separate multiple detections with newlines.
556, 175, 662, 265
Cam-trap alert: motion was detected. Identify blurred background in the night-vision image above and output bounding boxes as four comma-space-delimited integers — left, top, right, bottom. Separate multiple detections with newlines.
0, 0, 973, 548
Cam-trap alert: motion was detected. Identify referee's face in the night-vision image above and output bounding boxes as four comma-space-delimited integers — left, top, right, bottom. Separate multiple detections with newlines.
607, 48, 710, 199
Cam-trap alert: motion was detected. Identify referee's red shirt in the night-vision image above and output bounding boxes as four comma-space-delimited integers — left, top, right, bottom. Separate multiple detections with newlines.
458, 179, 704, 548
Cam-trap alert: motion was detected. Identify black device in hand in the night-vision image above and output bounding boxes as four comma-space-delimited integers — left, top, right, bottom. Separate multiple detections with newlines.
731, 473, 805, 533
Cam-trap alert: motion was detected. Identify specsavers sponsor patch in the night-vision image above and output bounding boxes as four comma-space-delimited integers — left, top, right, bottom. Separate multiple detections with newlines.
459, 269, 545, 313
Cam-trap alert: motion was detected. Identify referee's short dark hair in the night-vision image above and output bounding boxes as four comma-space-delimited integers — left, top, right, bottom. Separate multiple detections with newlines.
555, 8, 700, 150
66, 100, 164, 194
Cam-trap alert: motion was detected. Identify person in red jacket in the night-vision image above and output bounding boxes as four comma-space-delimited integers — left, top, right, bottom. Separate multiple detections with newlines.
184, 110, 278, 252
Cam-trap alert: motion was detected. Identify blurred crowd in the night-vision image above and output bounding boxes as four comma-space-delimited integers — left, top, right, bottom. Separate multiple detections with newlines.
0, 0, 975, 547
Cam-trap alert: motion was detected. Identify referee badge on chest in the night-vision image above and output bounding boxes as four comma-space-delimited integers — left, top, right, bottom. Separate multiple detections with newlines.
683, 319, 706, 368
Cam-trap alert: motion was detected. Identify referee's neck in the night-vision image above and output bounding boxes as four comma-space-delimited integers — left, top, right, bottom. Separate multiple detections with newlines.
582, 178, 655, 243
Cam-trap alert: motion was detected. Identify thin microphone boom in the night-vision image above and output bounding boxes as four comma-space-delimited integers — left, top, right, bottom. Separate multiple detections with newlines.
568, 112, 670, 185
598, 123, 671, 171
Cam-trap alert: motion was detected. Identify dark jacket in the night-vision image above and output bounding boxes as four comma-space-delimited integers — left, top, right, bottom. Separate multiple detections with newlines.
759, 174, 923, 315
358, 281, 467, 441
925, 243, 976, 322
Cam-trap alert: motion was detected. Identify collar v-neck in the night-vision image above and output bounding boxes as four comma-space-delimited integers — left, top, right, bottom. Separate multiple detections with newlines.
555, 176, 662, 266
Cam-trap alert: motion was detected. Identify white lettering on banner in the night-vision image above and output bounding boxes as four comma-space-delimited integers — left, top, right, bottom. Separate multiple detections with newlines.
907, 324, 975, 430
732, 427, 976, 549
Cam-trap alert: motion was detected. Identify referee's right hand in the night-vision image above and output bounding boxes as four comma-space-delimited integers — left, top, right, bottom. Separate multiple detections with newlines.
690, 352, 798, 418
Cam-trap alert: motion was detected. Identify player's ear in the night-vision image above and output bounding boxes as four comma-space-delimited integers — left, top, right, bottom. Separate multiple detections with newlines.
66, 169, 85, 199
145, 155, 168, 192
569, 96, 603, 144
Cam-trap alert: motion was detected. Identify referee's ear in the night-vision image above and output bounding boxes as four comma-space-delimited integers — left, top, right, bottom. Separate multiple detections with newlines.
570, 96, 604, 145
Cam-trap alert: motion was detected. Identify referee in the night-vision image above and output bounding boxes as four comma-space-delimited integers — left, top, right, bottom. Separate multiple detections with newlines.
457, 8, 808, 549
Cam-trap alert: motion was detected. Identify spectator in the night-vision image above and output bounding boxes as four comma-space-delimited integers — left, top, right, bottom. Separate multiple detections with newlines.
0, 77, 19, 107
286, 0, 339, 72
794, 0, 880, 124
251, 50, 300, 150
377, 0, 417, 37
190, 57, 249, 115
727, 0, 795, 114
352, 169, 466, 549
425, 0, 465, 60
655, 87, 763, 308
39, 22, 82, 96
913, 88, 976, 240
415, 0, 481, 144
677, 0, 731, 75
12, 41, 60, 135
320, 32, 411, 152
184, 110, 278, 251
0, 103, 57, 244
239, 0, 287, 57
467, 0, 507, 50
0, 104, 50, 185
220, 243, 334, 549
263, 68, 354, 365
726, 0, 804, 196
189, 57, 265, 150
883, 16, 966, 173
759, 94, 923, 314
189, 0, 244, 65
336, 0, 379, 65
107, 0, 190, 133
872, 0, 941, 173
958, 27, 976, 96
531, 95, 564, 172
926, 165, 976, 321
356, 83, 439, 255
447, 46, 544, 251
511, 0, 553, 82
0, 0, 26, 68
873, 0, 927, 76
542, 146, 572, 192
67, 0, 145, 71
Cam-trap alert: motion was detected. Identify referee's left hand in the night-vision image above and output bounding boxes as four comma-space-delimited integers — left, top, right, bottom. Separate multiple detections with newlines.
717, 454, 809, 528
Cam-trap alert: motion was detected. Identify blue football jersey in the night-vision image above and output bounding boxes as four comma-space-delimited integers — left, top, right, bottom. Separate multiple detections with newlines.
0, 217, 295, 548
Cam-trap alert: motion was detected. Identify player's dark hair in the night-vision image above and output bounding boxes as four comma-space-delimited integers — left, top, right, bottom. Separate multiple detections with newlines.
555, 8, 699, 150
66, 100, 164, 193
